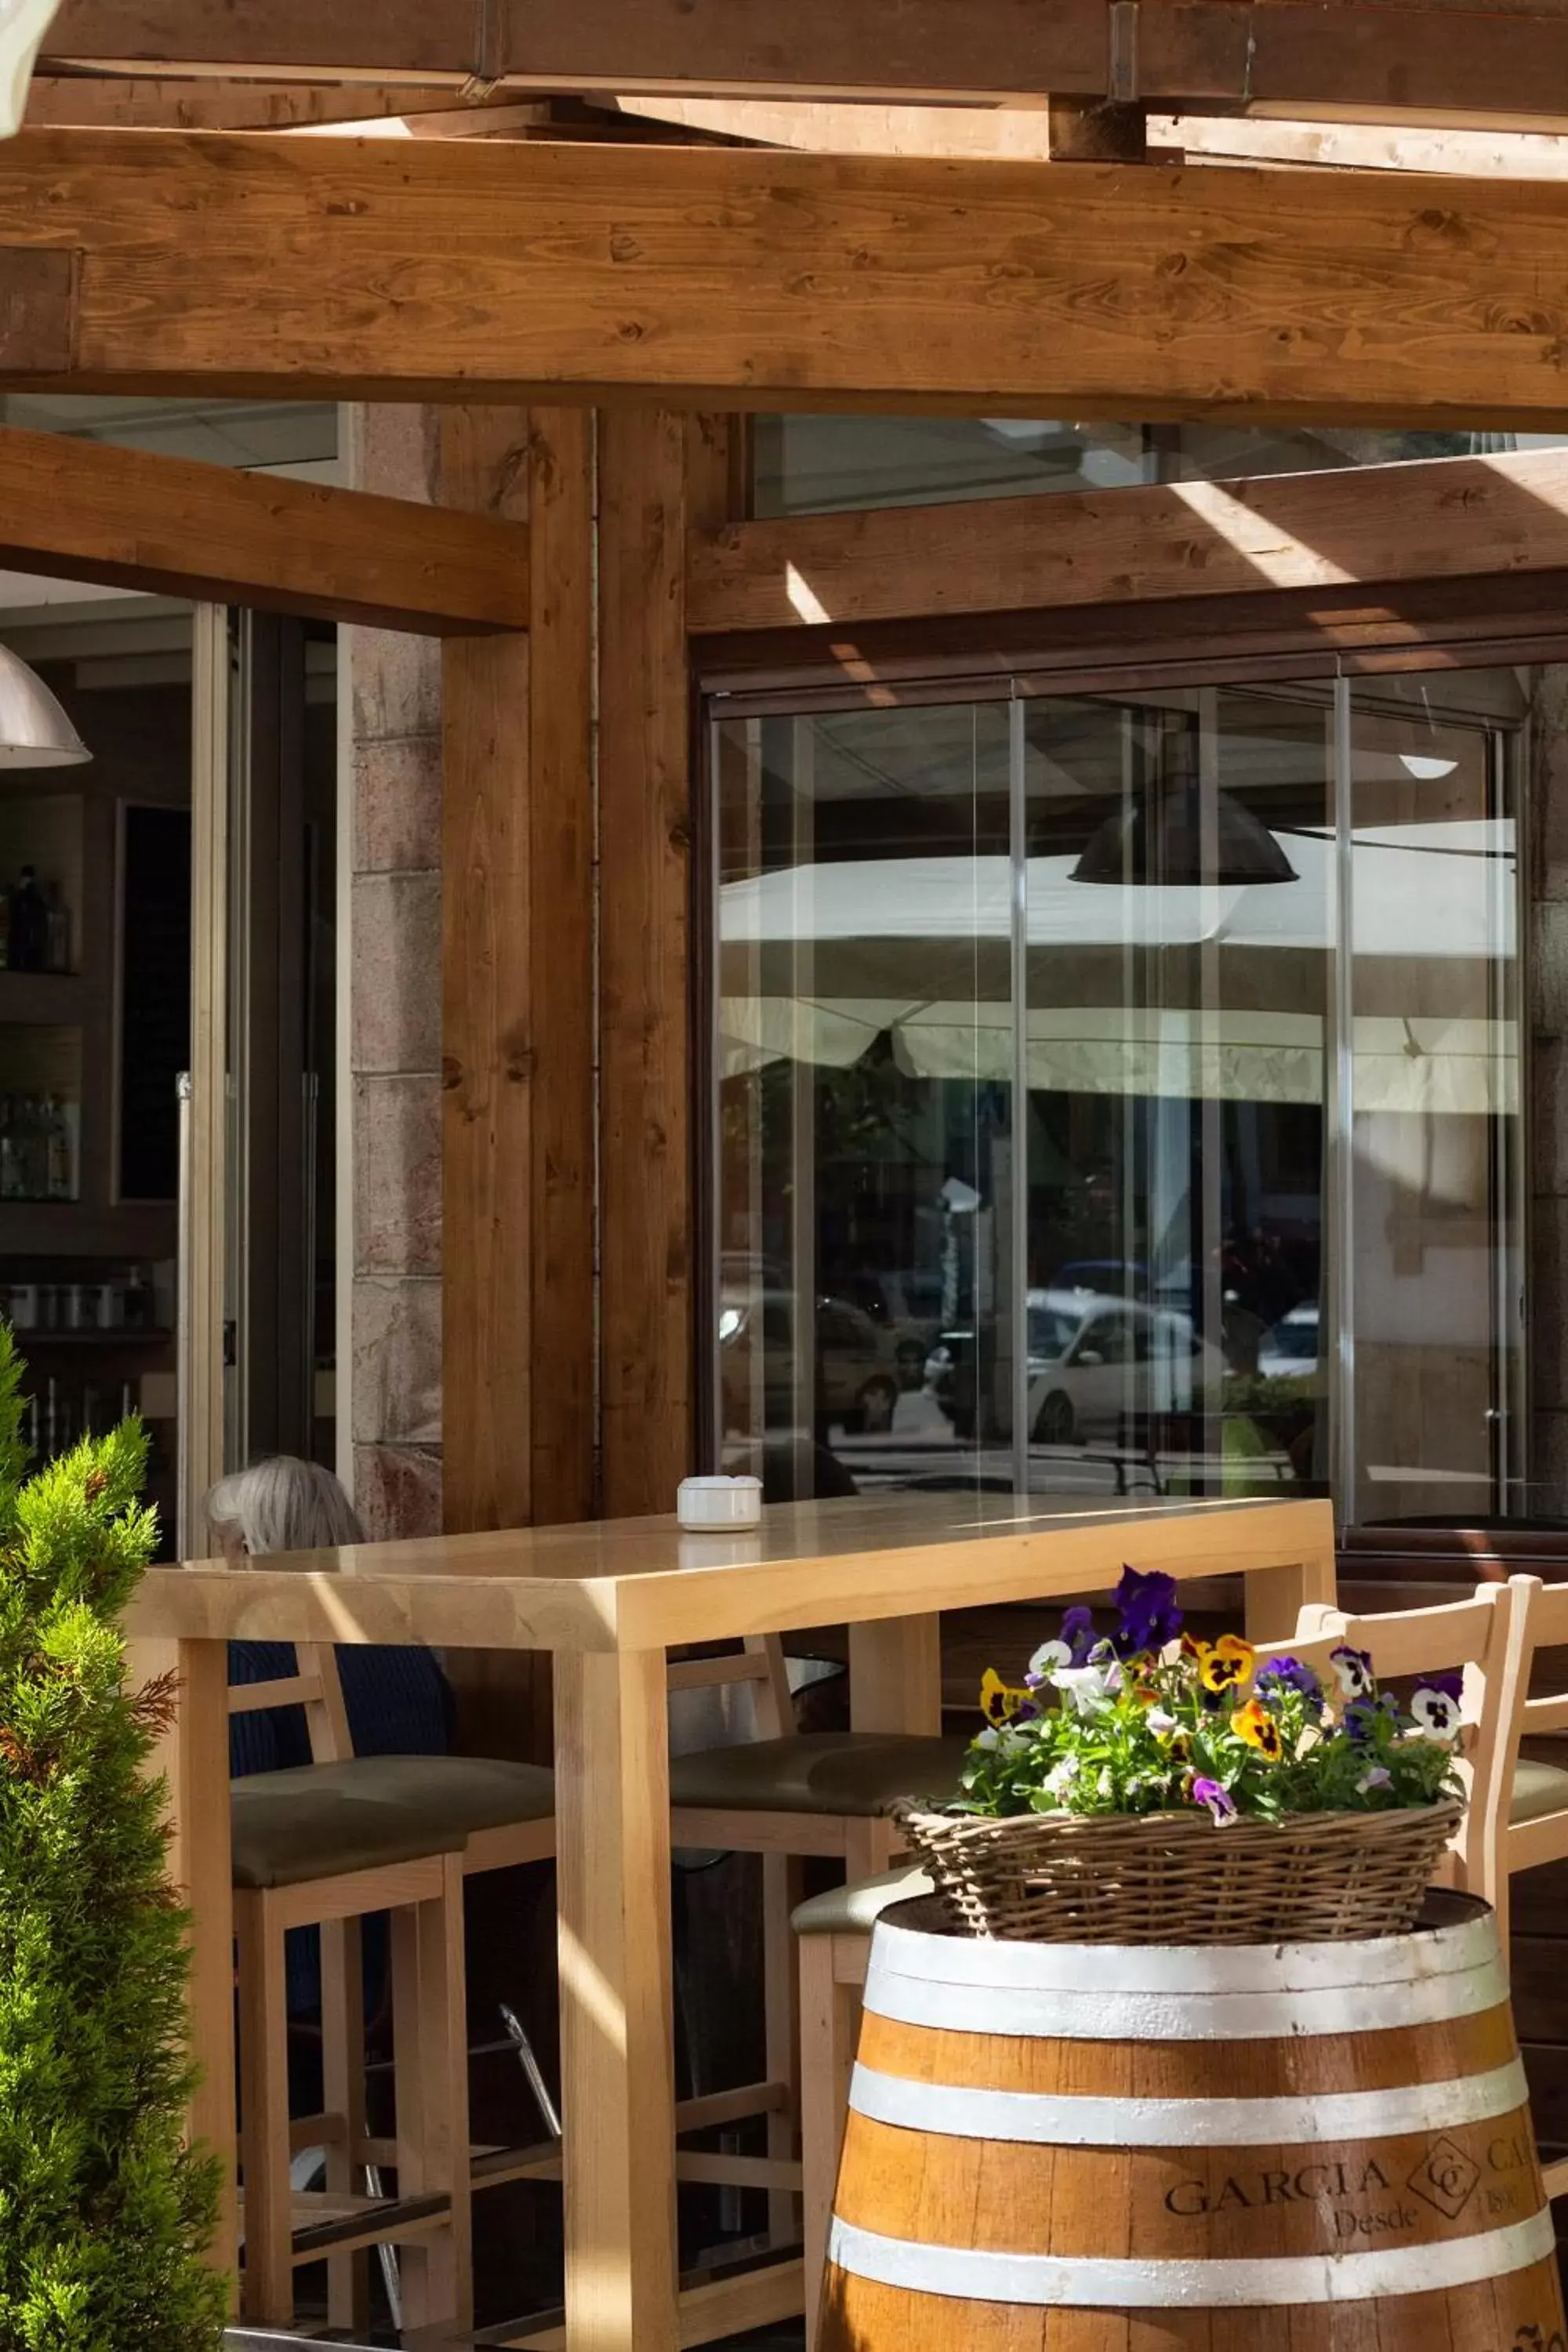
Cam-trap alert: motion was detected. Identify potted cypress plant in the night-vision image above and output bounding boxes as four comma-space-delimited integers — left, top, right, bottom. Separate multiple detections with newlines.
0, 1326, 227, 2350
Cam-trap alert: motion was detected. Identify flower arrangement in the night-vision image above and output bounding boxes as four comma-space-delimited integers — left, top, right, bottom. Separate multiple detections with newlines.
959, 1567, 1465, 1827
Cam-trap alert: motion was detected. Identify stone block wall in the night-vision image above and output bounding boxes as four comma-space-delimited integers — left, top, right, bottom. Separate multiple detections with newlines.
343, 405, 445, 1538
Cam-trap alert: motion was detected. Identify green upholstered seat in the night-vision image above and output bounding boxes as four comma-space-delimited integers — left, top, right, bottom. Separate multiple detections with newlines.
792, 1864, 934, 1937
667, 1731, 970, 1819
1512, 1758, 1568, 1826
230, 1755, 555, 1892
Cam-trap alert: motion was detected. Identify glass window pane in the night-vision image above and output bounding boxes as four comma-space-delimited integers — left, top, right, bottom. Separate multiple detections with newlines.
1347, 672, 1524, 1524
1021, 684, 1335, 1501
714, 700, 1014, 1499
753, 416, 1568, 517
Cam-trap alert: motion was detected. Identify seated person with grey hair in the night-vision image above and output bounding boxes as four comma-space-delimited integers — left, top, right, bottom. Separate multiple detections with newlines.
211, 1457, 455, 2048
209, 1455, 453, 1775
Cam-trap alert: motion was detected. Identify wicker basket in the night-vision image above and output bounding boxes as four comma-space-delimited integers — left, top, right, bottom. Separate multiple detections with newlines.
895, 1799, 1465, 1944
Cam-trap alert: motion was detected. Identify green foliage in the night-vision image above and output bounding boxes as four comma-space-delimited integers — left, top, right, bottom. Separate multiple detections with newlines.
0, 1325, 226, 2352
956, 1569, 1465, 1830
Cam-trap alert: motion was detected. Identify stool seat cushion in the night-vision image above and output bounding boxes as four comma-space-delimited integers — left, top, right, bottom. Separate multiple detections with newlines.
793, 1864, 934, 1937
231, 1755, 555, 1890
668, 1732, 969, 1818
1513, 1757, 1568, 1826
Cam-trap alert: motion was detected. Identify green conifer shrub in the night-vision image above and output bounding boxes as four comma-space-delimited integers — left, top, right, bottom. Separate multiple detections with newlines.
0, 1326, 227, 2350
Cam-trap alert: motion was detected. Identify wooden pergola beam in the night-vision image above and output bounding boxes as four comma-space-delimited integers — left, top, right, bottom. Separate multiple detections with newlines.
687, 449, 1568, 634
13, 129, 1568, 424
39, 0, 1568, 125
0, 420, 530, 632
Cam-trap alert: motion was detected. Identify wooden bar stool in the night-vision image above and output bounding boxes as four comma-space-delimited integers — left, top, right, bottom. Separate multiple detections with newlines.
229, 1644, 555, 2334
669, 1635, 967, 2250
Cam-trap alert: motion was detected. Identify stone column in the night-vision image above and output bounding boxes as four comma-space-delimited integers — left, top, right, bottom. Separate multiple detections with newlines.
343, 405, 444, 1538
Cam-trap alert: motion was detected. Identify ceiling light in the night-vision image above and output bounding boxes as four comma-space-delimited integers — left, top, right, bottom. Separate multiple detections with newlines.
1072, 779, 1297, 887
0, 644, 90, 768
1399, 753, 1459, 782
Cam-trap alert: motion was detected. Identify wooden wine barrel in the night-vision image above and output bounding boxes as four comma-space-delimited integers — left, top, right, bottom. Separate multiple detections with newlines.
821, 1893, 1566, 2351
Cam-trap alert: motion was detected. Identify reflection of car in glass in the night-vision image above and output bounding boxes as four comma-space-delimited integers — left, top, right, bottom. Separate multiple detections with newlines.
827, 1268, 947, 1385
1050, 1259, 1150, 1301
1258, 1301, 1320, 1382
720, 1290, 903, 1439
925, 1290, 1225, 1446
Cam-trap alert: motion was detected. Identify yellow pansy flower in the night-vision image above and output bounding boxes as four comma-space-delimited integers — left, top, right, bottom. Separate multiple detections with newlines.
1195, 1635, 1255, 1697
1231, 1696, 1284, 1762
979, 1668, 1031, 1727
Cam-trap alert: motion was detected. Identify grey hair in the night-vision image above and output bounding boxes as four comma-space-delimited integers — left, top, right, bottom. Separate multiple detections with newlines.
205, 1457, 366, 1559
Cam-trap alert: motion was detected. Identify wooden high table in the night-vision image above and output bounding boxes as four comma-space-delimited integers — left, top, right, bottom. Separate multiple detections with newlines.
125, 1489, 1336, 2352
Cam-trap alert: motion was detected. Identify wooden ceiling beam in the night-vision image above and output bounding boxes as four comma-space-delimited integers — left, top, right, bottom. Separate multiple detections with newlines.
687, 448, 1568, 634
0, 422, 529, 632
24, 76, 506, 130
38, 0, 1568, 124
13, 129, 1568, 423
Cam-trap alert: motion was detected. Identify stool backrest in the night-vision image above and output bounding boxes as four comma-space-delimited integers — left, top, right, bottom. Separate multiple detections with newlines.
226, 1640, 355, 1765
1286, 1583, 1517, 1896
667, 1636, 793, 1747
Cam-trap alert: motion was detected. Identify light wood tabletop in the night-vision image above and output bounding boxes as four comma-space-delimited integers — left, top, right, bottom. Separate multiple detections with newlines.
128, 1490, 1336, 2352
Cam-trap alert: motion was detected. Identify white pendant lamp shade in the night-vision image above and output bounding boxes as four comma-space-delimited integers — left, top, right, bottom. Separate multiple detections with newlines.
0, 0, 64, 139
0, 643, 89, 768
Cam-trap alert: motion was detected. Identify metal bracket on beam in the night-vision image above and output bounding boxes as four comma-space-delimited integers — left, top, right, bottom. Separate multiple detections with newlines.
466, 0, 502, 96
1109, 0, 1140, 103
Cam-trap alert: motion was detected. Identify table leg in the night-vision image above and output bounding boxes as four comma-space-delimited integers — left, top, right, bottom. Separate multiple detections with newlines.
555, 1648, 678, 2352
848, 1614, 942, 1736
131, 1635, 238, 2296
1243, 1541, 1339, 1646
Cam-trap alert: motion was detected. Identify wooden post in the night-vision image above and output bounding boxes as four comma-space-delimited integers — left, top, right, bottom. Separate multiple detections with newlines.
554, 1647, 679, 2352
441, 407, 594, 1755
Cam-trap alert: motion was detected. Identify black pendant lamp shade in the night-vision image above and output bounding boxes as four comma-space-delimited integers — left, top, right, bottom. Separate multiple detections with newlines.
1070, 724, 1297, 888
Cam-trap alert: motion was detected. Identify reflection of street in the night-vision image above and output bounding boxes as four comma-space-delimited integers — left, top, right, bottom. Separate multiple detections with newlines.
814, 1388, 1298, 1499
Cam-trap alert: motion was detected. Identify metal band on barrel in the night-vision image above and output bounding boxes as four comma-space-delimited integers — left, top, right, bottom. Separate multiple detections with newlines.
827, 2209, 1557, 2308
848, 2057, 1531, 2147
863, 1953, 1511, 2042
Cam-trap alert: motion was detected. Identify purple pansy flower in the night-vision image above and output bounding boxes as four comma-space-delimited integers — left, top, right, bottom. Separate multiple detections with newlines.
1113, 1566, 1183, 1658
1357, 1765, 1394, 1795
1329, 1644, 1375, 1702
1060, 1604, 1098, 1664
1345, 1693, 1399, 1744
1256, 1655, 1323, 1708
1190, 1776, 1238, 1826
1410, 1682, 1462, 1743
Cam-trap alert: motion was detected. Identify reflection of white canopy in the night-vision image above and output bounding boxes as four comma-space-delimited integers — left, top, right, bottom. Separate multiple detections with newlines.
720, 827, 1515, 960
718, 998, 1516, 1113
719, 825, 1517, 1114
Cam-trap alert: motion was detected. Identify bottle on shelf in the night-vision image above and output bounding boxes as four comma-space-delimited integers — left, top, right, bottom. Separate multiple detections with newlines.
43, 1095, 72, 1202
8, 866, 47, 973
43, 881, 70, 975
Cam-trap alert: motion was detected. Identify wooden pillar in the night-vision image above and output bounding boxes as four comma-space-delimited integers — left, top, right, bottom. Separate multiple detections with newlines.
440, 408, 594, 1766
597, 412, 737, 1517
441, 408, 595, 1539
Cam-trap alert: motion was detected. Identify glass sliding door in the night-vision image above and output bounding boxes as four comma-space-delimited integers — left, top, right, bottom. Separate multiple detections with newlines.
1345, 670, 1525, 1523
707, 666, 1527, 1522
1019, 681, 1336, 1501
712, 698, 1015, 1497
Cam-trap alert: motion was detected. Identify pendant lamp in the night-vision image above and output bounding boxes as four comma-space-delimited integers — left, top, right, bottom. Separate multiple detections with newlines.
1070, 720, 1295, 888
0, 643, 89, 768
0, 0, 64, 139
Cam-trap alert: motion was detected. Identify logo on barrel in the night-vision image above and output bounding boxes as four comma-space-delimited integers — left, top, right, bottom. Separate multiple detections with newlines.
1406, 2136, 1483, 2222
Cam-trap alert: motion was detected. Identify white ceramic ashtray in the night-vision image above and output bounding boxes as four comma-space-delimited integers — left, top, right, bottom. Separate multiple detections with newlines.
677, 1475, 763, 1532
